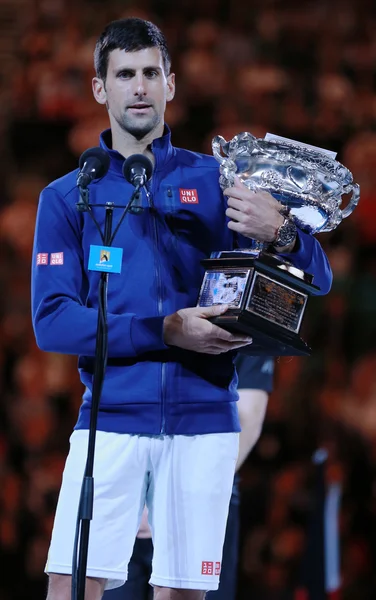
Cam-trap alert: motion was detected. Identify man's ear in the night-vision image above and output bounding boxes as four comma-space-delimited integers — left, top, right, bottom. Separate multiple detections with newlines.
92, 77, 107, 105
166, 73, 176, 103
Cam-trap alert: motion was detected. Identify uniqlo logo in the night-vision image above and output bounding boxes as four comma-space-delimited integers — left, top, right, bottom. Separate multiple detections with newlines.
36, 253, 48, 266
215, 562, 221, 575
180, 188, 199, 204
201, 561, 214, 575
50, 252, 64, 265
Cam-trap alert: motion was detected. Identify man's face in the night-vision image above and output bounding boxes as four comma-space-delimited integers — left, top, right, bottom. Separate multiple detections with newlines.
93, 47, 175, 140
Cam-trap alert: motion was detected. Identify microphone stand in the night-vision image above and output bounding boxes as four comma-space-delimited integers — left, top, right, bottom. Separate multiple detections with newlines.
71, 182, 142, 600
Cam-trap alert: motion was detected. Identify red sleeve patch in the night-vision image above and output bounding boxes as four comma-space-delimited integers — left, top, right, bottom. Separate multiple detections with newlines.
50, 252, 64, 265
36, 253, 49, 265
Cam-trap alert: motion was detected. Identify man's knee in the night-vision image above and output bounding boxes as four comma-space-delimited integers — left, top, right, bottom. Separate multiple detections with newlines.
153, 586, 206, 600
46, 573, 106, 600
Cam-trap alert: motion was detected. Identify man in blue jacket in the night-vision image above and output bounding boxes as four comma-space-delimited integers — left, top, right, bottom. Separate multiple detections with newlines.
31, 17, 332, 600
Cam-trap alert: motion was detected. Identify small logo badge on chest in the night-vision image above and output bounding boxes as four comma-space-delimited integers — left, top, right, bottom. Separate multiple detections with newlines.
179, 188, 199, 204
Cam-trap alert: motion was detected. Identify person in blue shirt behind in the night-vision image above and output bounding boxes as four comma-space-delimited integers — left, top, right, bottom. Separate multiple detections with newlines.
104, 354, 274, 600
31, 17, 332, 600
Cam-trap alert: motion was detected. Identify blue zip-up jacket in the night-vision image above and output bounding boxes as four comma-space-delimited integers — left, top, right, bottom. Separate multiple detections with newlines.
31, 127, 332, 435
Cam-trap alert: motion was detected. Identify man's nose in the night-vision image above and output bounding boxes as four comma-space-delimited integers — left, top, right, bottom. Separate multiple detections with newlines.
133, 74, 147, 96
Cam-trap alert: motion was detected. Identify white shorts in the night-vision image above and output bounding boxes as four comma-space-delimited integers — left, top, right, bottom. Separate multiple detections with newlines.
46, 430, 239, 591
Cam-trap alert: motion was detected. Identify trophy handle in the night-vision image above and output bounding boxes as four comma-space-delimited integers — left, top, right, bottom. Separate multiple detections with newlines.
341, 183, 360, 219
212, 135, 229, 165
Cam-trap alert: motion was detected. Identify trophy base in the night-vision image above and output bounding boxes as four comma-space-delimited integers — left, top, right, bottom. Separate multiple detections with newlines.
197, 252, 317, 357
210, 312, 311, 356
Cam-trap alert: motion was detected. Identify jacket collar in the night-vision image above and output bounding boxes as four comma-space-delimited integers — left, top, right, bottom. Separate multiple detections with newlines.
99, 125, 174, 176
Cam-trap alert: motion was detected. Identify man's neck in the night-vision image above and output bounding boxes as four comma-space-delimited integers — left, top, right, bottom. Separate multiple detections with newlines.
110, 120, 165, 166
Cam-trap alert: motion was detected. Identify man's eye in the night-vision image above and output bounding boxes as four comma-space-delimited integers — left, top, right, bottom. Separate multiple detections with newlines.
145, 71, 158, 78
118, 71, 133, 79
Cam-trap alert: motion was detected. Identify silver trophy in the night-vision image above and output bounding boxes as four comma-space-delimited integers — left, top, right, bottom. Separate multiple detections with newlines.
197, 132, 360, 356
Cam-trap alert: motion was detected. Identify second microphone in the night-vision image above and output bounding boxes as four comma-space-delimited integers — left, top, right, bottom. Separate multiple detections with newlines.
123, 154, 154, 215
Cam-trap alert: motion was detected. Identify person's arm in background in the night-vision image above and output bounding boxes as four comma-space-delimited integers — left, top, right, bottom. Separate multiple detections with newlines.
235, 354, 275, 470
236, 388, 269, 471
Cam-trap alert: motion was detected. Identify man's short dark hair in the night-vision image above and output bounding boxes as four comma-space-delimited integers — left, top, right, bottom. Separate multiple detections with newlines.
94, 17, 171, 82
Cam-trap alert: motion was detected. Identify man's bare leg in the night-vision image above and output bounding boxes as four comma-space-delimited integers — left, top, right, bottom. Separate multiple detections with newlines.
154, 586, 206, 600
46, 573, 106, 600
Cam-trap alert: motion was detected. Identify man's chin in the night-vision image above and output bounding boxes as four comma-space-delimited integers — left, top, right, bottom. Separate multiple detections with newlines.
121, 116, 159, 140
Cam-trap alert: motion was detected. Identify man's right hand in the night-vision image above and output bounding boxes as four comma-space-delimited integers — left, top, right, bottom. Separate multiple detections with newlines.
163, 305, 252, 354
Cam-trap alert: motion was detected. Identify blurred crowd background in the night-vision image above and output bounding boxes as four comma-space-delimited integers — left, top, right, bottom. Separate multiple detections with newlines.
1, 0, 376, 598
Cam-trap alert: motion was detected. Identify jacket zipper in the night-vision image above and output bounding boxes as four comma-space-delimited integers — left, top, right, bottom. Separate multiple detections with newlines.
147, 178, 167, 434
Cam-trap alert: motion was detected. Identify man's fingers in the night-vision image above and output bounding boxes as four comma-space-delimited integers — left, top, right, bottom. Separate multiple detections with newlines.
224, 184, 280, 209
197, 339, 253, 354
234, 175, 245, 188
223, 340, 253, 350
227, 219, 247, 234
214, 324, 252, 344
226, 207, 247, 223
223, 187, 246, 201
226, 197, 247, 211
197, 304, 229, 318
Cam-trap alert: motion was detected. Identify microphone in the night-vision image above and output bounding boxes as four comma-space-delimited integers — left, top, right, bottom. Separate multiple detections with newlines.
77, 147, 110, 188
122, 154, 153, 214
122, 154, 153, 187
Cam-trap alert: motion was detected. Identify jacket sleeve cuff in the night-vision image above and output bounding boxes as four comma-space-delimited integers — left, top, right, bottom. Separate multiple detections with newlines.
279, 227, 314, 271
130, 316, 169, 355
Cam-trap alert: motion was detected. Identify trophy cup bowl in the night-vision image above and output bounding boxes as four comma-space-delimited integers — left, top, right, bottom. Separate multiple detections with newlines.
212, 131, 359, 233
196, 132, 360, 356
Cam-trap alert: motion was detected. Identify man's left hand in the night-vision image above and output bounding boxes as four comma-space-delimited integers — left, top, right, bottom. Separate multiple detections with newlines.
224, 176, 284, 243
